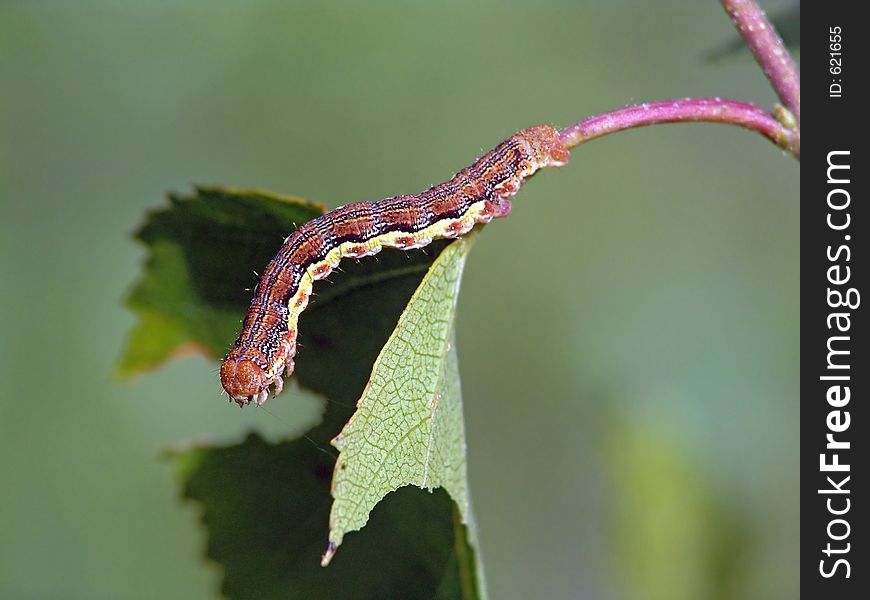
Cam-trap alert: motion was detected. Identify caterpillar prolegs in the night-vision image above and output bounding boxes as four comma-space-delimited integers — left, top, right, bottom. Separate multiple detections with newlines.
220, 125, 570, 406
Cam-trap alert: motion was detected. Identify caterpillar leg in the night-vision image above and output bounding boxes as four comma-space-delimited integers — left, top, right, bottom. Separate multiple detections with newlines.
491, 198, 513, 219
270, 357, 296, 398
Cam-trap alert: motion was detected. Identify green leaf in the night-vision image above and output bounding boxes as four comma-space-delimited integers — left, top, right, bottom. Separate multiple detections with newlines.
166, 239, 485, 597
117, 186, 325, 376
125, 188, 485, 597
324, 235, 481, 586
171, 434, 479, 600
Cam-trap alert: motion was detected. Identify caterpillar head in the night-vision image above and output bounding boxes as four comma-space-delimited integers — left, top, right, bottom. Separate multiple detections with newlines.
220, 358, 269, 407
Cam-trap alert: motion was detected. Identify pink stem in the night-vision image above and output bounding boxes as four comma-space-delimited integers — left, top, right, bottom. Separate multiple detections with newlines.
720, 0, 800, 123
559, 97, 798, 158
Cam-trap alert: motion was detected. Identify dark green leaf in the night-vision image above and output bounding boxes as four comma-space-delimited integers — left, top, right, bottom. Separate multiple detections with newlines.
125, 187, 483, 597
118, 186, 325, 376
171, 434, 482, 600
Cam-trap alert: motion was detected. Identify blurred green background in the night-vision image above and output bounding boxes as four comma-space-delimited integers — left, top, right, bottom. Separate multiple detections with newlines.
0, 1, 798, 599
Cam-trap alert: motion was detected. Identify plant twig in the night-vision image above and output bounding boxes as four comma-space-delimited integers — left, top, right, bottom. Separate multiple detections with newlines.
720, 0, 800, 124
559, 97, 798, 158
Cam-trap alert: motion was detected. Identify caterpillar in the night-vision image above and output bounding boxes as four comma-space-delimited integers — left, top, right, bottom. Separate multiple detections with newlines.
220, 125, 570, 407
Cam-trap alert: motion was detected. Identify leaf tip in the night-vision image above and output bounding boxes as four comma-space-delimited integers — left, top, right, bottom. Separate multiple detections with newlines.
320, 540, 337, 567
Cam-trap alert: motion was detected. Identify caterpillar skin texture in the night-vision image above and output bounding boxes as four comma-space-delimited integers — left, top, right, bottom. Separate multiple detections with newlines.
220, 125, 570, 407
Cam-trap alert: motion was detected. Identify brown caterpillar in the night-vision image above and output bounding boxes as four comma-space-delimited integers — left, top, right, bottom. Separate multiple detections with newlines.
220, 125, 570, 406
